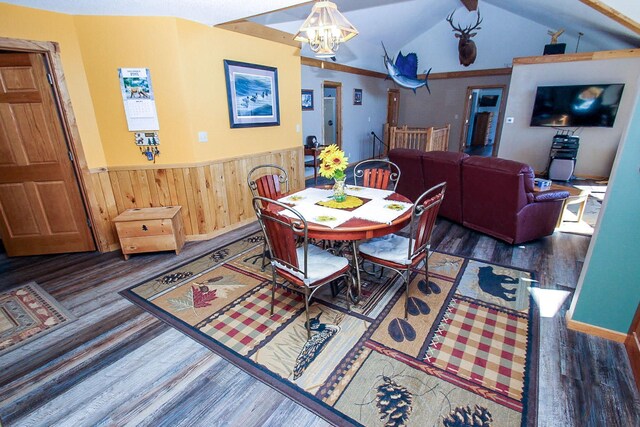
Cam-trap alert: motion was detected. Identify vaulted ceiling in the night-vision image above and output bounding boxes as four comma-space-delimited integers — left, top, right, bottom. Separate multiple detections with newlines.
4, 0, 639, 73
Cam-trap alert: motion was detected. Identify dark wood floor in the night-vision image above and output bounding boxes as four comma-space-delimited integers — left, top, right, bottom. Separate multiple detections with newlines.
1, 219, 639, 426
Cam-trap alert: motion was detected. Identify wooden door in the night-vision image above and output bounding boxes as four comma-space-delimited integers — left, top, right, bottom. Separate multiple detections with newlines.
626, 303, 640, 391
386, 89, 400, 127
323, 97, 336, 145
0, 52, 95, 256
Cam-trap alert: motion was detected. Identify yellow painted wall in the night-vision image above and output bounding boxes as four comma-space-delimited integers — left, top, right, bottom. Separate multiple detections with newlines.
0, 4, 302, 169
175, 20, 302, 161
0, 3, 106, 167
73, 15, 301, 167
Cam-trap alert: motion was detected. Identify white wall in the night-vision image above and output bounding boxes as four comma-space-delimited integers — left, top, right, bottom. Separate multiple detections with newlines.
498, 57, 640, 177
398, 74, 511, 152
402, 3, 602, 73
301, 65, 394, 163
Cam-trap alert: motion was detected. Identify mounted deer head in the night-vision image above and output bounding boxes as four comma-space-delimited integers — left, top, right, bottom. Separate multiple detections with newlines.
446, 10, 482, 67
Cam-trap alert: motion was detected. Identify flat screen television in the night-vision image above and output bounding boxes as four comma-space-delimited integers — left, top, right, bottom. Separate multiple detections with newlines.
530, 84, 624, 127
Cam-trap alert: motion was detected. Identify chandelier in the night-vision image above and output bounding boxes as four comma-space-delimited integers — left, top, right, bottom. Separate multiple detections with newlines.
294, 1, 358, 58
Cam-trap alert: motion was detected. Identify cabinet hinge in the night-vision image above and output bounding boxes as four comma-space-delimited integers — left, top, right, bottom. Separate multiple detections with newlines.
46, 73, 54, 86
87, 217, 92, 228
68, 150, 74, 162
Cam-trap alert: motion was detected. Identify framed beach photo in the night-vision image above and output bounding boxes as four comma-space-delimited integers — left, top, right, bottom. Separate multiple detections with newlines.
354, 88, 363, 105
224, 60, 280, 128
301, 89, 314, 111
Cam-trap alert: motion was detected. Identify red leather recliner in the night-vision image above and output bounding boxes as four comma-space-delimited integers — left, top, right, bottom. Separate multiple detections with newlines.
421, 151, 468, 223
461, 156, 568, 244
389, 149, 569, 244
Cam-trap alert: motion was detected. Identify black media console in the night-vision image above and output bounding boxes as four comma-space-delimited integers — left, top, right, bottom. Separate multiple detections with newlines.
547, 131, 579, 181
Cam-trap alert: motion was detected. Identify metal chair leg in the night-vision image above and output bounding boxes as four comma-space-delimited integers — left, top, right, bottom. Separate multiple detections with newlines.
404, 268, 410, 319
270, 269, 277, 316
304, 287, 311, 340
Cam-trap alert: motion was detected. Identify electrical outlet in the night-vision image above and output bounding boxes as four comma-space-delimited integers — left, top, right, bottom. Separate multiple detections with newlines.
198, 131, 208, 143
506, 117, 515, 124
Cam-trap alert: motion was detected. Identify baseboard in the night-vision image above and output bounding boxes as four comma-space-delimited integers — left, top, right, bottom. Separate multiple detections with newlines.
565, 312, 627, 343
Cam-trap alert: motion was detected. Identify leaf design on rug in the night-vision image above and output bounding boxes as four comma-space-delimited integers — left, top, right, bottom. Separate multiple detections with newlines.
406, 297, 430, 316
293, 312, 341, 380
376, 376, 413, 427
192, 285, 218, 308
388, 318, 416, 342
442, 404, 493, 427
167, 287, 195, 312
418, 280, 441, 295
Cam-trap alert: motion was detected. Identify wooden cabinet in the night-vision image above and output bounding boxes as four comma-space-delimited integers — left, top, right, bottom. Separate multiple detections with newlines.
113, 206, 185, 260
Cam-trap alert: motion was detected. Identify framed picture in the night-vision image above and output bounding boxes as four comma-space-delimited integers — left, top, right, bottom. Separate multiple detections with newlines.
354, 88, 363, 106
301, 89, 314, 111
224, 60, 280, 128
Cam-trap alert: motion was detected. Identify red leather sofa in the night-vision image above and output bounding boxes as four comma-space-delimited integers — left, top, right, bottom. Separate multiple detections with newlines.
389, 148, 569, 244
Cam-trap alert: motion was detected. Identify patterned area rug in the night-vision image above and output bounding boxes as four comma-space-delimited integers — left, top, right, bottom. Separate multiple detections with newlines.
0, 282, 76, 357
122, 233, 539, 427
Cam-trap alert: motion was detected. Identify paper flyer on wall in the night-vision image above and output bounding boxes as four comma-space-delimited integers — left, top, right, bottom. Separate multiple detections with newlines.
118, 68, 159, 131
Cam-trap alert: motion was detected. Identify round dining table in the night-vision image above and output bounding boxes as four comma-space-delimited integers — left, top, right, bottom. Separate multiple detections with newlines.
303, 190, 413, 297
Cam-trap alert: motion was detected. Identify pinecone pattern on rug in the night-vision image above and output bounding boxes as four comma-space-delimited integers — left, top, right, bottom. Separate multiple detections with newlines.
376, 376, 413, 427
443, 404, 493, 427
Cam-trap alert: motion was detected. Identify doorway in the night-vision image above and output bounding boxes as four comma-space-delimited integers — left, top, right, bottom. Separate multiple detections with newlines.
322, 81, 342, 149
384, 88, 400, 157
459, 85, 507, 157
0, 46, 96, 256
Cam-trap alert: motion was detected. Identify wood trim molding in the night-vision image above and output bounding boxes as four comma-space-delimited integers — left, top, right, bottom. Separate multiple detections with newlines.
420, 67, 512, 80
89, 147, 305, 251
625, 303, 640, 391
566, 312, 627, 343
514, 49, 640, 65
0, 36, 105, 251
301, 57, 388, 79
578, 0, 640, 35
216, 20, 300, 48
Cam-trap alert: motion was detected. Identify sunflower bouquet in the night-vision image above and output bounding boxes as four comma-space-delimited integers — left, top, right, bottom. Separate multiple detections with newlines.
318, 144, 348, 180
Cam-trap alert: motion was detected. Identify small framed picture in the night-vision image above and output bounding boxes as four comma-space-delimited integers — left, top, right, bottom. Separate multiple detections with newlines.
354, 88, 363, 106
302, 89, 314, 111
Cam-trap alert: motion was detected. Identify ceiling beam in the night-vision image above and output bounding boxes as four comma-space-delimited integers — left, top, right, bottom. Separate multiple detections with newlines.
216, 20, 300, 48
578, 0, 640, 35
301, 57, 388, 79
460, 0, 478, 11
513, 48, 640, 65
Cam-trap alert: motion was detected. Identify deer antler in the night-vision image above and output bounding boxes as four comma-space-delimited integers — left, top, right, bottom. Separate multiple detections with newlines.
447, 10, 482, 35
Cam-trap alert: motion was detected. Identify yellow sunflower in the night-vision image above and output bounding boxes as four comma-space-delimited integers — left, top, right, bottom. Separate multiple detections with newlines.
318, 144, 339, 161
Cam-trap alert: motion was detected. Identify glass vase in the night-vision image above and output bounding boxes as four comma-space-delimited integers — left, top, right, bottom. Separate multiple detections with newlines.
333, 177, 347, 202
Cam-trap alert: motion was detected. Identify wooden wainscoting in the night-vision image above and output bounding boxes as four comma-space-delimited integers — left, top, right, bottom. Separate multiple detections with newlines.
89, 147, 304, 251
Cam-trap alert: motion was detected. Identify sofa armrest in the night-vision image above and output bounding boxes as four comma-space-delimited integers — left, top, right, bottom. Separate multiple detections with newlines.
530, 190, 570, 203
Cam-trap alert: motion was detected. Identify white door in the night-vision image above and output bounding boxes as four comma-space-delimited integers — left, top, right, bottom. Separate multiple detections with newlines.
323, 97, 336, 145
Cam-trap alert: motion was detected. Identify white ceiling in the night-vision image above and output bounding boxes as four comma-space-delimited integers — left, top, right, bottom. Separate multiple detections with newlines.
3, 0, 639, 72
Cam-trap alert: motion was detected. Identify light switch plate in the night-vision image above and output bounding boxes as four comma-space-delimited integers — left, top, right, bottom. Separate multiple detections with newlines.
198, 131, 208, 143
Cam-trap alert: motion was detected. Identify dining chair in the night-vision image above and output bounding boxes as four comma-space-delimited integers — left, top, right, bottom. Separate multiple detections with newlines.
247, 165, 290, 270
252, 196, 353, 339
247, 164, 289, 200
353, 159, 401, 191
357, 182, 446, 318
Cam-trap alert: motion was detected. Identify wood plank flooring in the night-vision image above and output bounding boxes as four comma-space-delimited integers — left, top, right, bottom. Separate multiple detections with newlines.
1, 220, 639, 426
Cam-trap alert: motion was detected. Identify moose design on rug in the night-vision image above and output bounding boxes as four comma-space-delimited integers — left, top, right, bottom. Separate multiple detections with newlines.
477, 266, 519, 302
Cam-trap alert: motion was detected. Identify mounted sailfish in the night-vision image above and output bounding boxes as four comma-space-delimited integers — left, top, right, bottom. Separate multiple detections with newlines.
382, 42, 431, 94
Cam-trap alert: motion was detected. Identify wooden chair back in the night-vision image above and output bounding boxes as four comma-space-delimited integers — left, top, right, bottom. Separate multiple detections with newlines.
353, 159, 401, 191
409, 182, 446, 261
247, 165, 289, 199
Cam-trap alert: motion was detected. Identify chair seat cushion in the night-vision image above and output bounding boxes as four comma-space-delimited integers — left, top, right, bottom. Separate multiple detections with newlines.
273, 244, 348, 285
358, 234, 411, 265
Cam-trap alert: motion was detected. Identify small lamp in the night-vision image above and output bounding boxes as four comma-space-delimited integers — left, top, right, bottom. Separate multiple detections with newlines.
294, 1, 358, 58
